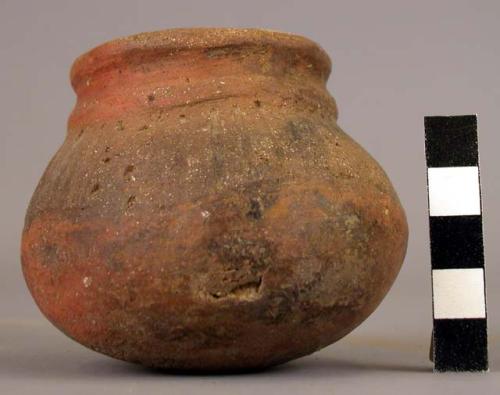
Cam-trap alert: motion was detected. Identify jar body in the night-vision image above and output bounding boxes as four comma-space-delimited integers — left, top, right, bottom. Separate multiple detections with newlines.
22, 28, 408, 370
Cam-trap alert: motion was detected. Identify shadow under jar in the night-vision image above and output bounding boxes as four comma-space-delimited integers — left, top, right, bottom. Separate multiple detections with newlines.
21, 28, 408, 371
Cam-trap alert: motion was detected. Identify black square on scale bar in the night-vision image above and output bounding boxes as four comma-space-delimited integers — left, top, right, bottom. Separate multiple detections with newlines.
425, 115, 478, 167
434, 319, 488, 372
429, 216, 484, 269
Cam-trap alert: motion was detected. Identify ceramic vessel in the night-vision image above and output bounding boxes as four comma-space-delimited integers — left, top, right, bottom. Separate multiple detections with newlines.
22, 28, 408, 370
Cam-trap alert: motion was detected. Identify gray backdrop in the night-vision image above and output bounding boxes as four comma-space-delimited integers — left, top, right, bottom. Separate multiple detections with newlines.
1, 0, 499, 393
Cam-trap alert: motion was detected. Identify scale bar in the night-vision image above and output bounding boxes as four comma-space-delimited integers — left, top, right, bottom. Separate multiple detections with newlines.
425, 115, 488, 372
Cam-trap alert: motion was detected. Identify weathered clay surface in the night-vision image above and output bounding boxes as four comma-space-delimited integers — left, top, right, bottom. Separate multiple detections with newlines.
21, 28, 408, 371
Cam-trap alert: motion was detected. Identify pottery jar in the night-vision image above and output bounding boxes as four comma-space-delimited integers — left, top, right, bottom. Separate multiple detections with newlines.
22, 28, 408, 370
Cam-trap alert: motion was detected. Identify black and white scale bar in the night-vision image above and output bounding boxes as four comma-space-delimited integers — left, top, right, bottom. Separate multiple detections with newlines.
425, 115, 488, 372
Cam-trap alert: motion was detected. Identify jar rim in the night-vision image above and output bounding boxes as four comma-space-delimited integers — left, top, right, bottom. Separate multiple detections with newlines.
70, 27, 332, 88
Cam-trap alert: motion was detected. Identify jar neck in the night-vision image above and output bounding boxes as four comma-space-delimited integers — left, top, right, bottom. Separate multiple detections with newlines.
68, 29, 335, 129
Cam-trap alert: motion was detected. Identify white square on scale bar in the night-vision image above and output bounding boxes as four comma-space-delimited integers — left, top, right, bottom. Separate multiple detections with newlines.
432, 268, 486, 319
427, 166, 481, 216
